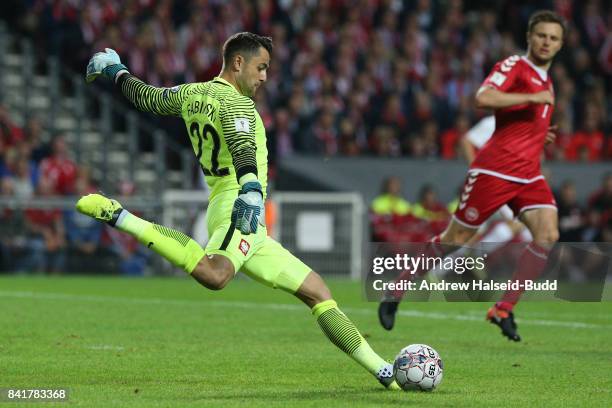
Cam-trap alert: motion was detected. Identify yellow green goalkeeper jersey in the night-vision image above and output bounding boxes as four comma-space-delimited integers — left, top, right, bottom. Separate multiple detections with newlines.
117, 74, 267, 200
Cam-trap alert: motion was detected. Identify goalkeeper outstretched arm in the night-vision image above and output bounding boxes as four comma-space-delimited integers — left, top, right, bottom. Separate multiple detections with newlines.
86, 47, 202, 116
116, 74, 206, 117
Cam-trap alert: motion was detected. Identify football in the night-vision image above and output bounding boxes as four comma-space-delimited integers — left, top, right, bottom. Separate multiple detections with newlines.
393, 344, 444, 391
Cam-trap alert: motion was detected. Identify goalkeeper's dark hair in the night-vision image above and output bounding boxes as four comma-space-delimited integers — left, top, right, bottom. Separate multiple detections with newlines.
222, 32, 273, 66
527, 10, 566, 37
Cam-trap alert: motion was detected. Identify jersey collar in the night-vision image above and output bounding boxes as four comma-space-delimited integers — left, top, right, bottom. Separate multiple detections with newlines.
521, 56, 548, 81
212, 76, 239, 92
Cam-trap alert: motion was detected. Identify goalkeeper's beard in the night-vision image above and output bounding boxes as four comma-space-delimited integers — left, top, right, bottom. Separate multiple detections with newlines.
237, 76, 258, 97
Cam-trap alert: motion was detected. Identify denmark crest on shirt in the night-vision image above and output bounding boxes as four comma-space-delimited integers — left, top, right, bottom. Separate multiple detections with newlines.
490, 72, 507, 87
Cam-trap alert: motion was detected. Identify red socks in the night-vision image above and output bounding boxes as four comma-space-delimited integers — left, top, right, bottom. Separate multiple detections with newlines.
498, 243, 550, 309
390, 235, 450, 300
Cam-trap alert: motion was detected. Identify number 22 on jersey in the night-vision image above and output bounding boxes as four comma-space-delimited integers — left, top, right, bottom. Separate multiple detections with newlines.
189, 121, 229, 177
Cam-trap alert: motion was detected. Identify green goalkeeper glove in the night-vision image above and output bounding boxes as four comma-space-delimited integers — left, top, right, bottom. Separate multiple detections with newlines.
231, 181, 266, 235
86, 48, 129, 83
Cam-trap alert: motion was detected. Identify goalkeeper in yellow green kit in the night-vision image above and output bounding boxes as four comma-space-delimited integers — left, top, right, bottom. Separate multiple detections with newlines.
78, 32, 399, 389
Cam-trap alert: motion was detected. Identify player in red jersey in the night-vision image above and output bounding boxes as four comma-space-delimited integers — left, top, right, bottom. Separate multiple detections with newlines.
379, 10, 565, 341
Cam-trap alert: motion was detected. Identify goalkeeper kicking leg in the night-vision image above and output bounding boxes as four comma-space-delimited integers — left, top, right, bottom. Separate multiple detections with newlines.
295, 271, 400, 390
76, 192, 398, 390
76, 193, 235, 289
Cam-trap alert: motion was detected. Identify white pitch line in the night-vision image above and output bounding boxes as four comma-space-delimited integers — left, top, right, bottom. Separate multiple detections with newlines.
87, 345, 125, 351
0, 290, 610, 330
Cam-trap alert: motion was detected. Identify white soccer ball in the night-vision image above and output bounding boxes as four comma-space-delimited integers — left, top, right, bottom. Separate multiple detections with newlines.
393, 344, 444, 391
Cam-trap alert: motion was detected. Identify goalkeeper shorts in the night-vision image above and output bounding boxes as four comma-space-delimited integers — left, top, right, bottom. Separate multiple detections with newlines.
204, 190, 311, 293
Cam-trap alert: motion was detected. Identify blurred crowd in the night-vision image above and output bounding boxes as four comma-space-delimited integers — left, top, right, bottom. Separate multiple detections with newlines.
1, 1, 611, 272
370, 174, 612, 243
0, 106, 149, 273
4, 0, 610, 165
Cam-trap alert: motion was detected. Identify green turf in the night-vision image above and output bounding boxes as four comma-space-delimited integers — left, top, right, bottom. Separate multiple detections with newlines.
0, 275, 610, 407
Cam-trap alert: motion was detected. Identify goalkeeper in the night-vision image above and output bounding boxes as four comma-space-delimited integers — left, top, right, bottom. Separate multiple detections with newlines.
78, 32, 398, 390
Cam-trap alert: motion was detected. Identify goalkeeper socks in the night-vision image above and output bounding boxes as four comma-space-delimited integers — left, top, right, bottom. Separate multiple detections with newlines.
114, 210, 204, 273
312, 300, 394, 385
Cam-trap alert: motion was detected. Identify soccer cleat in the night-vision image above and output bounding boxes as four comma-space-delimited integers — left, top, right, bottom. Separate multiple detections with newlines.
486, 305, 521, 342
76, 193, 123, 226
377, 363, 400, 390
378, 300, 399, 331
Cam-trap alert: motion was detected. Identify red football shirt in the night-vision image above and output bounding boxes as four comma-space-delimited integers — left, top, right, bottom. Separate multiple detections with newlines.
470, 55, 554, 183
39, 157, 78, 195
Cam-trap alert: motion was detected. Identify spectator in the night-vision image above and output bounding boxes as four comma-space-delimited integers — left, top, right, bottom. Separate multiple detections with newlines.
18, 177, 66, 273
63, 167, 102, 265
411, 184, 448, 221
599, 29, 612, 75
0, 105, 23, 149
10, 155, 37, 200
38, 134, 78, 195
337, 118, 362, 157
408, 120, 439, 158
564, 108, 605, 161
379, 93, 408, 136
597, 218, 612, 243
578, 0, 607, 53
0, 147, 19, 181
105, 181, 150, 276
268, 108, 295, 164
555, 180, 585, 242
370, 125, 400, 157
550, 116, 573, 161
446, 58, 478, 110
588, 172, 612, 224
312, 111, 338, 156
23, 116, 50, 164
440, 115, 470, 159
0, 204, 27, 271
371, 176, 411, 217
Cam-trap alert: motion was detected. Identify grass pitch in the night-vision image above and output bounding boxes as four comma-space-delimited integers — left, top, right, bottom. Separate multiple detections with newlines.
1, 275, 611, 407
